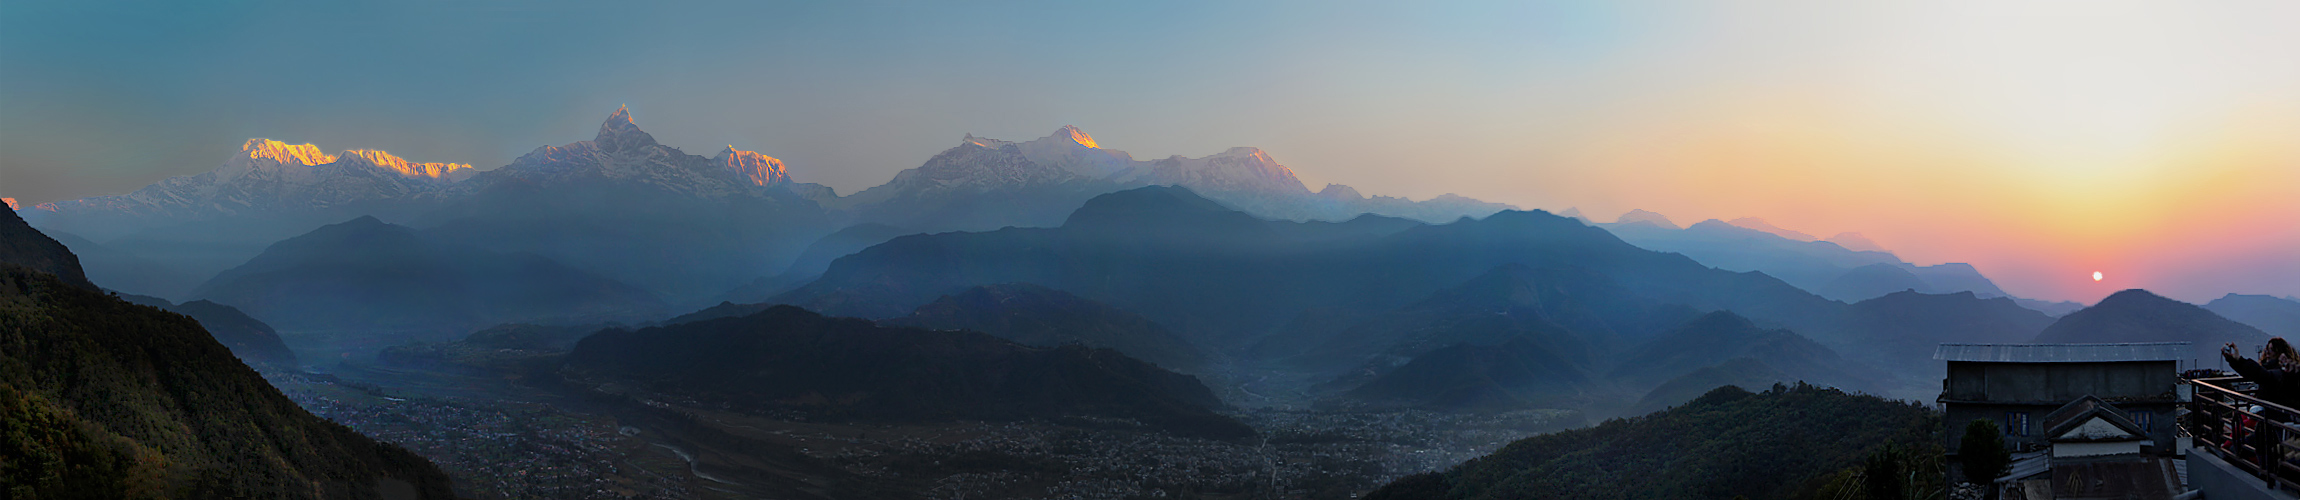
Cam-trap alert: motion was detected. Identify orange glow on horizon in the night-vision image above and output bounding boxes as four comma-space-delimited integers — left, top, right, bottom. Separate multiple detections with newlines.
1530, 87, 2300, 303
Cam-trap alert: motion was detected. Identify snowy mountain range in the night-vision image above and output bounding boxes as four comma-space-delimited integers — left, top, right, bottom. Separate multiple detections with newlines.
35, 139, 472, 224
839, 124, 1511, 232
20, 107, 1516, 302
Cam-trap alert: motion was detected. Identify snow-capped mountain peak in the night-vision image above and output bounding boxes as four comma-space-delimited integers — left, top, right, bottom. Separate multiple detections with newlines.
337, 149, 477, 181
962, 133, 1014, 150
1048, 125, 1098, 149
1142, 147, 1307, 195
215, 139, 338, 180
595, 105, 659, 153
716, 146, 791, 186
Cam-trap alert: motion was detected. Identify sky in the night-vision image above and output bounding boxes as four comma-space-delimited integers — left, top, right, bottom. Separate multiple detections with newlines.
2, 0, 2295, 303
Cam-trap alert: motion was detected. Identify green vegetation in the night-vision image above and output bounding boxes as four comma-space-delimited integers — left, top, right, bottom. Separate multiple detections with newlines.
1362, 383, 1938, 500
0, 266, 454, 498
1804, 443, 1946, 500
1959, 419, 2010, 483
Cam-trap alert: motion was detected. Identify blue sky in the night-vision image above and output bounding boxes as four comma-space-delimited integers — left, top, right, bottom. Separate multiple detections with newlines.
4, 0, 2297, 302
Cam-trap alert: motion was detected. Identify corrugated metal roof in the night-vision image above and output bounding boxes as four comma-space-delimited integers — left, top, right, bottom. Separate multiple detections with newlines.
1935, 343, 2192, 363
1999, 450, 2051, 482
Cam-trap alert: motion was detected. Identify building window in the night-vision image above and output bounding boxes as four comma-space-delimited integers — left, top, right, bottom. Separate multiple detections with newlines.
2003, 412, 2031, 437
2134, 410, 2153, 432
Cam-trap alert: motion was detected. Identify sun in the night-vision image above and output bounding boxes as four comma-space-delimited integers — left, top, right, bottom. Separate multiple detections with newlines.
2092, 271, 2104, 282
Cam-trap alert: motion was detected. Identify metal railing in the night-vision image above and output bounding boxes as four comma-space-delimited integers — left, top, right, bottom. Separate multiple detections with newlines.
2188, 376, 2300, 491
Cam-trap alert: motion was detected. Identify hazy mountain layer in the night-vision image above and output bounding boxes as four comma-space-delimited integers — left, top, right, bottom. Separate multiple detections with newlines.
563, 305, 1252, 438
3, 207, 98, 291
2032, 289, 2270, 362
44, 231, 201, 299
1839, 290, 2053, 377
885, 283, 1208, 372
1340, 336, 1594, 413
1629, 357, 1795, 415
117, 293, 301, 371
779, 186, 1844, 352
2206, 293, 2300, 339
721, 222, 917, 303
1605, 311, 1869, 394
191, 216, 668, 333
842, 127, 1513, 234
1599, 216, 2029, 307
1280, 264, 1698, 385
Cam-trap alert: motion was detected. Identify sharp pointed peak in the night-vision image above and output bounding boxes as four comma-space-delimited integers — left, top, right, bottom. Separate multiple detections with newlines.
594, 105, 657, 152
601, 105, 638, 128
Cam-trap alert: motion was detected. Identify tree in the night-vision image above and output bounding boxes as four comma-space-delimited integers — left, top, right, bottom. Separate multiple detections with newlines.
1959, 419, 2010, 484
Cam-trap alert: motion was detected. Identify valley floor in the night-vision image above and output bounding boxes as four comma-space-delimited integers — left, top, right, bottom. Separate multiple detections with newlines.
269, 362, 1578, 500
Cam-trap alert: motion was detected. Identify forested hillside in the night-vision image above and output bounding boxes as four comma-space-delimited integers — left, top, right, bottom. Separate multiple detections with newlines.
1363, 383, 1938, 500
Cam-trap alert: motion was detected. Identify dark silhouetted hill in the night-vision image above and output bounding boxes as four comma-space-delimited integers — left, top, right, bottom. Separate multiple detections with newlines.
191, 215, 668, 333
2032, 289, 2269, 362
721, 223, 919, 303
1, 208, 96, 290
1340, 337, 1593, 412
1279, 264, 1699, 376
0, 214, 453, 498
662, 301, 779, 325
777, 187, 1844, 351
2207, 293, 2300, 339
1839, 290, 2053, 377
44, 230, 203, 299
379, 323, 600, 376
1605, 218, 2023, 305
1362, 384, 1936, 500
1607, 311, 1869, 394
563, 305, 1251, 439
1817, 263, 1935, 302
885, 283, 1207, 372
117, 293, 301, 371
1629, 357, 1794, 415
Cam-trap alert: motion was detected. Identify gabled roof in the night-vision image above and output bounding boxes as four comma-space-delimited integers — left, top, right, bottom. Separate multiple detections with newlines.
2041, 395, 2147, 442
1934, 343, 2190, 363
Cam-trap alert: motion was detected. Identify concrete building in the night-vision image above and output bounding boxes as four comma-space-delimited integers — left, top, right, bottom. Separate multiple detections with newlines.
1935, 342, 2188, 479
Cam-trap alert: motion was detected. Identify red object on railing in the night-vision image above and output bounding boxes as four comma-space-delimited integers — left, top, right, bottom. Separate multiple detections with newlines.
2187, 376, 2300, 491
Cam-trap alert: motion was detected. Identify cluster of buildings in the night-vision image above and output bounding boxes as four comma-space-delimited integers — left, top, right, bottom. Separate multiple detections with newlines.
1938, 342, 2298, 500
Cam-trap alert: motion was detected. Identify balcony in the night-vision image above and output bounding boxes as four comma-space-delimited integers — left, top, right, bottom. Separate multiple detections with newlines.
2185, 375, 2300, 500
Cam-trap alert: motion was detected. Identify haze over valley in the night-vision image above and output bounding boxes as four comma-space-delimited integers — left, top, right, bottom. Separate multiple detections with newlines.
4, 2, 2297, 499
